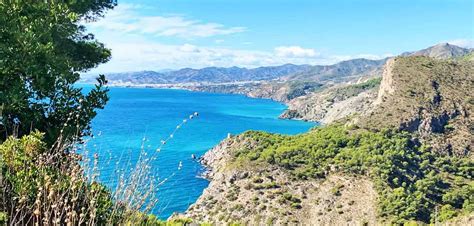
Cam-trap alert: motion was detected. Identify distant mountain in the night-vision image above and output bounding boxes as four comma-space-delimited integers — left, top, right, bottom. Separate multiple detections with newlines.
160, 64, 313, 83
86, 43, 472, 85
94, 59, 384, 85
401, 43, 473, 59
86, 64, 314, 84
104, 71, 168, 84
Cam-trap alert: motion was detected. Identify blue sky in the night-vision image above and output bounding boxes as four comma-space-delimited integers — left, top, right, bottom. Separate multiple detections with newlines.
87, 0, 473, 73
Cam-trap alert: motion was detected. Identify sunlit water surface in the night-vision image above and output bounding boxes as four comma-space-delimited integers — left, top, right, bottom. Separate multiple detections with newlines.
82, 86, 315, 218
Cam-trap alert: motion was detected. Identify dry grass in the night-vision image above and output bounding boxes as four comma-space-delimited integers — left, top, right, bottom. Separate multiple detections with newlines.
0, 111, 200, 225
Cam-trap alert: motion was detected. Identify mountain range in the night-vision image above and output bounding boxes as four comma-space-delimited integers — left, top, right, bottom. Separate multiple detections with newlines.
84, 43, 472, 85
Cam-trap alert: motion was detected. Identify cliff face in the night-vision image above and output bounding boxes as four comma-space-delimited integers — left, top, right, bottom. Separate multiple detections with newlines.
361, 56, 474, 156
184, 136, 378, 225
373, 58, 396, 106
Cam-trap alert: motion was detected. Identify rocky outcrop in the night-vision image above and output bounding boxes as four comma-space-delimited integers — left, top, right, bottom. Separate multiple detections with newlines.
184, 136, 379, 225
361, 56, 474, 156
373, 58, 396, 106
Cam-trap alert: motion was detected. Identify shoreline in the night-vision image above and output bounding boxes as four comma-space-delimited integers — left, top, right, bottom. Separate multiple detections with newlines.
80, 81, 316, 123
80, 82, 317, 219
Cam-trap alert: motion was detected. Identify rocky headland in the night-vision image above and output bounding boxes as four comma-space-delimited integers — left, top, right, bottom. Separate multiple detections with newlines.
177, 54, 474, 225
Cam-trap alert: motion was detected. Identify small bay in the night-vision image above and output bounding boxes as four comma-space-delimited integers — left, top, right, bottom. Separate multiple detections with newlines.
85, 87, 315, 219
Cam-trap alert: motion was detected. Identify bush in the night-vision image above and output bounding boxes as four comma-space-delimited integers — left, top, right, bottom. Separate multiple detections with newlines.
439, 205, 457, 222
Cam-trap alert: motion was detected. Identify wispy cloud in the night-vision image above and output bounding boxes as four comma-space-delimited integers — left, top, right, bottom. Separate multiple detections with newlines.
274, 46, 318, 58
89, 4, 245, 38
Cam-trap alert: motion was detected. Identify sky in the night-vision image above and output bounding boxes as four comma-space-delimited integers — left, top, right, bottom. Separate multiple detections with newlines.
86, 0, 474, 73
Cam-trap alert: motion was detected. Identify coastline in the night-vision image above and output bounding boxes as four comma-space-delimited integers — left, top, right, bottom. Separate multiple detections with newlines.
80, 81, 314, 122
80, 82, 317, 219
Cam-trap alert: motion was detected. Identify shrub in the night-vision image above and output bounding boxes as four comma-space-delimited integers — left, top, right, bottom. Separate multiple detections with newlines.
439, 205, 457, 222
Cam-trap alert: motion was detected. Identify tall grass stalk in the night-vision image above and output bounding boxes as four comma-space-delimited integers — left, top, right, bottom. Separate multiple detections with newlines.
0, 111, 200, 225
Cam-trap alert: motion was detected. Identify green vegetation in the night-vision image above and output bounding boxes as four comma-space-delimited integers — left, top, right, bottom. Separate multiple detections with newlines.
328, 77, 381, 102
0, 0, 472, 225
278, 193, 302, 209
0, 1, 111, 145
232, 125, 473, 223
456, 52, 474, 62
286, 81, 323, 100
0, 132, 116, 224
0, 1, 205, 225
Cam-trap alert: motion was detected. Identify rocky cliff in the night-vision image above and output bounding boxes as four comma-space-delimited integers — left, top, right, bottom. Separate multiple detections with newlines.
361, 56, 474, 156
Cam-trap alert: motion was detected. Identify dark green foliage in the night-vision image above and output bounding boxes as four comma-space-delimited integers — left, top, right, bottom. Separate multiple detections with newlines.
277, 192, 302, 209
254, 182, 279, 190
328, 77, 381, 102
286, 81, 323, 100
233, 125, 473, 223
330, 184, 344, 196
0, 1, 116, 145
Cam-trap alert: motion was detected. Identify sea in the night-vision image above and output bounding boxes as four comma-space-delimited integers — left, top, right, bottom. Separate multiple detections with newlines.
82, 86, 315, 219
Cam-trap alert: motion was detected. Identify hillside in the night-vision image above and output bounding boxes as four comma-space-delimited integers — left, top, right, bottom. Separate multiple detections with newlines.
361, 56, 474, 156
181, 56, 474, 225
280, 77, 381, 123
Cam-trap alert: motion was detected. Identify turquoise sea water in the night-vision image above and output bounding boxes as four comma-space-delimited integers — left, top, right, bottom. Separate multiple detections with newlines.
85, 87, 315, 219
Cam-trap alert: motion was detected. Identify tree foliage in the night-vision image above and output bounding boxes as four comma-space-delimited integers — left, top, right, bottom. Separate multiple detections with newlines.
0, 0, 116, 146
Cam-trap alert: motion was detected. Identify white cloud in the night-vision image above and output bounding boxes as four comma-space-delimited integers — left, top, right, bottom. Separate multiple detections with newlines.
89, 4, 245, 38
274, 46, 318, 58
179, 44, 200, 53
447, 39, 474, 48
83, 4, 390, 74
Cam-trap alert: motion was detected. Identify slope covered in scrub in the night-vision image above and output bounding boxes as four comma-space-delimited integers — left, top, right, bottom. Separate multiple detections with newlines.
362, 56, 474, 156
184, 56, 474, 225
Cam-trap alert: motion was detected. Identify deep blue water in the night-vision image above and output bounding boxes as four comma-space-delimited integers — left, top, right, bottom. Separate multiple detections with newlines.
84, 87, 315, 219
